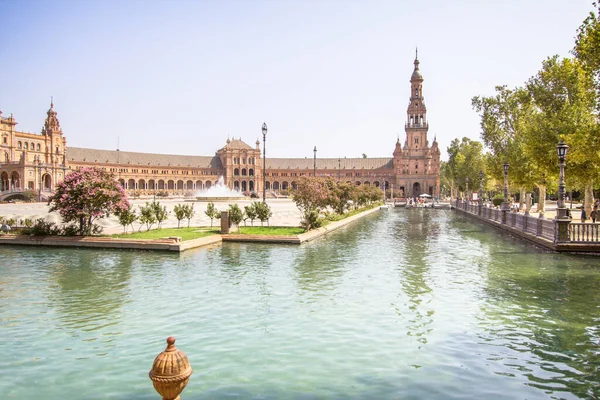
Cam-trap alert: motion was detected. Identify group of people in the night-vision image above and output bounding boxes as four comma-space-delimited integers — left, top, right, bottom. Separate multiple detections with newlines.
581, 199, 599, 223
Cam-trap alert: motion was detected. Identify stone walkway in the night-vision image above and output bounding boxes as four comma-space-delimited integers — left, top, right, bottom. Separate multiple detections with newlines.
0, 198, 303, 234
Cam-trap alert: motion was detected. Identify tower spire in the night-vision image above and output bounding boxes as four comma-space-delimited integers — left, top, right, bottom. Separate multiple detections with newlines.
415, 47, 418, 60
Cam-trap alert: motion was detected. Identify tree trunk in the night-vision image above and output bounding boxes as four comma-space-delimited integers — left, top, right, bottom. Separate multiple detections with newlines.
519, 188, 526, 210
585, 181, 594, 215
535, 184, 546, 213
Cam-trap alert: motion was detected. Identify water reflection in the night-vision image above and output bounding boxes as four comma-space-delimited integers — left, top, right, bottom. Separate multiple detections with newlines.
479, 251, 600, 398
48, 251, 133, 331
396, 209, 435, 348
292, 224, 364, 295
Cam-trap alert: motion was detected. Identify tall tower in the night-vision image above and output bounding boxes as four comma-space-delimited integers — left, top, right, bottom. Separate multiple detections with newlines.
394, 50, 440, 198
405, 49, 428, 152
41, 99, 66, 166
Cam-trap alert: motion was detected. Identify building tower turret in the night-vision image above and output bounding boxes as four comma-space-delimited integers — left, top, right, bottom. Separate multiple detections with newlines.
405, 49, 428, 152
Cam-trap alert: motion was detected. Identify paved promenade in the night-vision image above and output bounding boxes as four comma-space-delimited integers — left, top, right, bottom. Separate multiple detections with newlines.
0, 198, 303, 234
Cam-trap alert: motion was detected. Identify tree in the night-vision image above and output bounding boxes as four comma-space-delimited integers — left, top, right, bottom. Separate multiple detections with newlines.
48, 167, 129, 235
117, 206, 137, 233
139, 202, 157, 231
205, 202, 219, 227
292, 177, 330, 230
228, 204, 244, 232
152, 201, 169, 228
574, 2, 600, 108
173, 204, 186, 228
244, 203, 258, 226
445, 138, 486, 200
183, 204, 195, 227
472, 86, 537, 207
525, 56, 598, 214
255, 201, 273, 227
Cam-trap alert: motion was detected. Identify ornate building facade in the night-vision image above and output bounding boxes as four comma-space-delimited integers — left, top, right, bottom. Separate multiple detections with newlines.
0, 55, 440, 200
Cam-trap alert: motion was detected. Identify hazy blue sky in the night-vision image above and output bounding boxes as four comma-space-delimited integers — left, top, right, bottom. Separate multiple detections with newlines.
0, 0, 593, 160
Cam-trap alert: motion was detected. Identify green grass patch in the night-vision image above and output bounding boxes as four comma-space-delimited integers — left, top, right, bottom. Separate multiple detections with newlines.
323, 202, 384, 223
230, 226, 305, 235
111, 227, 219, 241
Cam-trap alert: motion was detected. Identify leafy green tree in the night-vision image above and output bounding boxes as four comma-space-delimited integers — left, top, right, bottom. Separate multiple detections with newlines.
244, 203, 258, 226
139, 202, 157, 231
48, 167, 130, 235
574, 2, 600, 107
173, 204, 186, 228
255, 201, 273, 227
118, 206, 137, 233
183, 204, 195, 227
525, 56, 598, 214
228, 204, 244, 232
152, 201, 169, 228
292, 177, 330, 230
445, 138, 486, 200
205, 202, 220, 227
472, 86, 537, 207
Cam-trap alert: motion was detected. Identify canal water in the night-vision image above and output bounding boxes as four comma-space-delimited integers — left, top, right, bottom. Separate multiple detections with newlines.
1, 209, 599, 399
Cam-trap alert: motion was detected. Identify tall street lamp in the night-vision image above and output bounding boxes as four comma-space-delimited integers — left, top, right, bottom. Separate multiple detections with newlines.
555, 140, 570, 243
262, 122, 268, 203
313, 146, 317, 177
338, 158, 341, 180
556, 140, 569, 219
501, 161, 510, 211
465, 176, 469, 202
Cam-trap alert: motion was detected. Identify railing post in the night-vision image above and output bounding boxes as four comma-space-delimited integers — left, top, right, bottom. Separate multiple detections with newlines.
536, 213, 543, 236
554, 218, 571, 243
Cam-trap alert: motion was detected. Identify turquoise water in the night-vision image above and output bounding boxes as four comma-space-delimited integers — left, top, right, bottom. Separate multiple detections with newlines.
1, 209, 599, 399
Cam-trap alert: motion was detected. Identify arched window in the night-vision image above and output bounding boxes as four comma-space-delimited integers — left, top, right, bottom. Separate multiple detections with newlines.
36, 143, 40, 151
241, 168, 247, 176
31, 142, 35, 150
18, 141, 22, 149
249, 168, 254, 176
234, 168, 240, 176
24, 143, 28, 150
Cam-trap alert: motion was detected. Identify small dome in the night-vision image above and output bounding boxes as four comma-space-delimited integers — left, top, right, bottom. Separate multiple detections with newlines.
411, 57, 423, 81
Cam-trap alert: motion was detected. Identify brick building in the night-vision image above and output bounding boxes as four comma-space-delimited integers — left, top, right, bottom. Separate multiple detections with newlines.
0, 55, 440, 200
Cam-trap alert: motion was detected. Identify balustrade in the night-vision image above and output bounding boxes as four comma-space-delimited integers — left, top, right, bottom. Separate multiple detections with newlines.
569, 223, 600, 242
453, 200, 600, 246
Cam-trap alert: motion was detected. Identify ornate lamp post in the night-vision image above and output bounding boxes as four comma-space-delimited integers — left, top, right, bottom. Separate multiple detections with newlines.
313, 146, 317, 177
556, 141, 569, 218
262, 122, 267, 203
338, 158, 341, 180
465, 176, 469, 203
501, 161, 510, 212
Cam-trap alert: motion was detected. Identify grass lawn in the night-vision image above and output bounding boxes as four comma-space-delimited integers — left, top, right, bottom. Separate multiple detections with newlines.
229, 226, 305, 235
111, 227, 219, 241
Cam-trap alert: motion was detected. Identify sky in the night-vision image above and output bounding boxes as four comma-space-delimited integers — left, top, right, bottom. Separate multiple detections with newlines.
0, 0, 594, 161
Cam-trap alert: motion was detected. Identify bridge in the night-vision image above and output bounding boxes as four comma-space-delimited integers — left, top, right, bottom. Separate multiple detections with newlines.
0, 189, 53, 202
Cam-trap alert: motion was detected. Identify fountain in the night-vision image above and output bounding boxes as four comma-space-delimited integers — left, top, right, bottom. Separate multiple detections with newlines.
193, 176, 244, 201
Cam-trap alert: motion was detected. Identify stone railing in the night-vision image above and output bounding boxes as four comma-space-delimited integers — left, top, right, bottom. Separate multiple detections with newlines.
569, 223, 600, 243
453, 200, 600, 248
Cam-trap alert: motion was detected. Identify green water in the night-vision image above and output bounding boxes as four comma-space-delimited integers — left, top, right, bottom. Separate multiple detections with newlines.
1, 209, 599, 399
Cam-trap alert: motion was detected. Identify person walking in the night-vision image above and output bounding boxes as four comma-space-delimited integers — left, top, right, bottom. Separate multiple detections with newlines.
581, 207, 587, 223
591, 206, 597, 223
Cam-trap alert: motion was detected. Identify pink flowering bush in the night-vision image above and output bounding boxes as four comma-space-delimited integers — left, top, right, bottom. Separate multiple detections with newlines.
48, 167, 130, 235
292, 176, 383, 230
